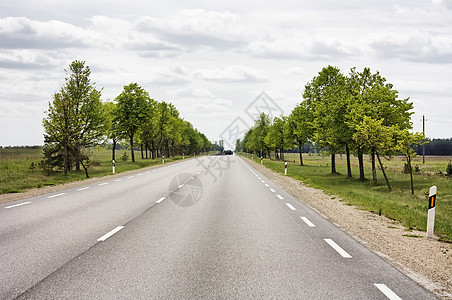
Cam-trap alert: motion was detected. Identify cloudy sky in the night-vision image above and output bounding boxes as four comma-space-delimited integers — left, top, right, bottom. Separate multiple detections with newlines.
1, 0, 451, 147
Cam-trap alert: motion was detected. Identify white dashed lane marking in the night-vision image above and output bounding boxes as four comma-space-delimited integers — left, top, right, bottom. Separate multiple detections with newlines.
300, 217, 316, 227
97, 226, 124, 242
48, 193, 66, 198
156, 197, 166, 204
285, 203, 296, 210
324, 239, 352, 258
374, 284, 402, 300
4, 202, 31, 209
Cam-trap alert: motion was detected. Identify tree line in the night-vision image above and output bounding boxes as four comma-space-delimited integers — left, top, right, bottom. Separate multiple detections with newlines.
238, 66, 425, 194
42, 60, 211, 177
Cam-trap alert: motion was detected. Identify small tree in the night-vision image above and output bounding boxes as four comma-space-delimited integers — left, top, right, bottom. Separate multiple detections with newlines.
395, 130, 425, 194
353, 116, 395, 190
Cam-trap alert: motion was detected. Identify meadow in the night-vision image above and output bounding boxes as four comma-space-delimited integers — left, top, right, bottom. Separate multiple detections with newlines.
0, 147, 184, 194
244, 152, 452, 242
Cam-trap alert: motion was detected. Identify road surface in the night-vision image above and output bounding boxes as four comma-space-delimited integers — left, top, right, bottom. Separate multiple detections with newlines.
1, 155, 438, 299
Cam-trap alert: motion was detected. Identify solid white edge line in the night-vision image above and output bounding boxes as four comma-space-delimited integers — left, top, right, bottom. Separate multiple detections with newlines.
374, 284, 402, 300
324, 239, 352, 258
156, 197, 166, 204
48, 193, 66, 198
5, 201, 32, 209
285, 203, 296, 210
77, 187, 90, 191
97, 226, 124, 242
300, 217, 316, 227
277, 195, 284, 200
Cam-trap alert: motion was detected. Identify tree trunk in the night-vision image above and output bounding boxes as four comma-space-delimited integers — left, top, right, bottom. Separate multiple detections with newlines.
370, 148, 377, 184
408, 156, 414, 194
376, 151, 391, 191
130, 135, 135, 162
298, 143, 303, 166
63, 142, 69, 176
346, 144, 352, 178
112, 139, 116, 162
358, 148, 365, 181
141, 144, 144, 160
331, 152, 337, 174
371, 147, 377, 184
80, 159, 89, 178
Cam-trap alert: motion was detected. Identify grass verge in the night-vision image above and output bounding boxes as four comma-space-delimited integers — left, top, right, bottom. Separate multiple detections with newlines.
0, 148, 189, 194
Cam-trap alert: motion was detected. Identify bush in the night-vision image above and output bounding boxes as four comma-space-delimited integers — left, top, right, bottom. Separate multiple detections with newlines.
121, 151, 128, 162
446, 162, 452, 177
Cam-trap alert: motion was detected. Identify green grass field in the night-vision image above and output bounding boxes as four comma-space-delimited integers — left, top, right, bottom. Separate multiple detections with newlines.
244, 152, 452, 242
0, 147, 186, 194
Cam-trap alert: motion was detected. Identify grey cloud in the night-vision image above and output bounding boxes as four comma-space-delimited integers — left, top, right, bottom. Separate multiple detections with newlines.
0, 17, 89, 50
371, 35, 452, 64
134, 11, 247, 51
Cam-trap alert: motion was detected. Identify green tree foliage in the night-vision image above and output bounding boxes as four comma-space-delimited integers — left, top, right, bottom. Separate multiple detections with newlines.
286, 101, 314, 165
42, 60, 104, 177
114, 83, 151, 162
303, 65, 350, 174
353, 116, 396, 190
244, 113, 271, 158
395, 130, 425, 194
347, 67, 413, 181
265, 116, 292, 160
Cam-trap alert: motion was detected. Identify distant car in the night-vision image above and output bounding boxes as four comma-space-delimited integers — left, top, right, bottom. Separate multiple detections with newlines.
223, 150, 233, 155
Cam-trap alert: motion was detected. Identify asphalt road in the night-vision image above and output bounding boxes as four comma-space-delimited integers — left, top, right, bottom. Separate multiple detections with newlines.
1, 155, 438, 299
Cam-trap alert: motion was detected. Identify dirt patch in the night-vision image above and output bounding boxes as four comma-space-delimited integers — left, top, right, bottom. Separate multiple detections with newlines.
243, 157, 452, 299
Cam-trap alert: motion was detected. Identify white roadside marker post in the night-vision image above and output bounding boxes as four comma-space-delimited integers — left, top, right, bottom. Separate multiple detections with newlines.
427, 185, 437, 238
112, 159, 115, 175
183, 153, 184, 160
284, 162, 288, 175
162, 155, 165, 164
261, 157, 263, 165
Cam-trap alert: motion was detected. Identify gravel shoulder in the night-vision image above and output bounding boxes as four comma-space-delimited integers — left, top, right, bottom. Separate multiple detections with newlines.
243, 156, 452, 300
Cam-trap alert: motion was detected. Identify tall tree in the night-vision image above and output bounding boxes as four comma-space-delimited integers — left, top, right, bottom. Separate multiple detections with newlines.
287, 101, 314, 166
303, 65, 348, 174
114, 83, 150, 162
347, 67, 414, 182
103, 101, 120, 162
42, 60, 104, 177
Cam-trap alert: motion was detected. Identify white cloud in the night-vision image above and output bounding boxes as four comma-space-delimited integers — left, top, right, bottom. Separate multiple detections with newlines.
370, 31, 452, 63
134, 9, 247, 51
192, 64, 267, 82
0, 17, 89, 49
